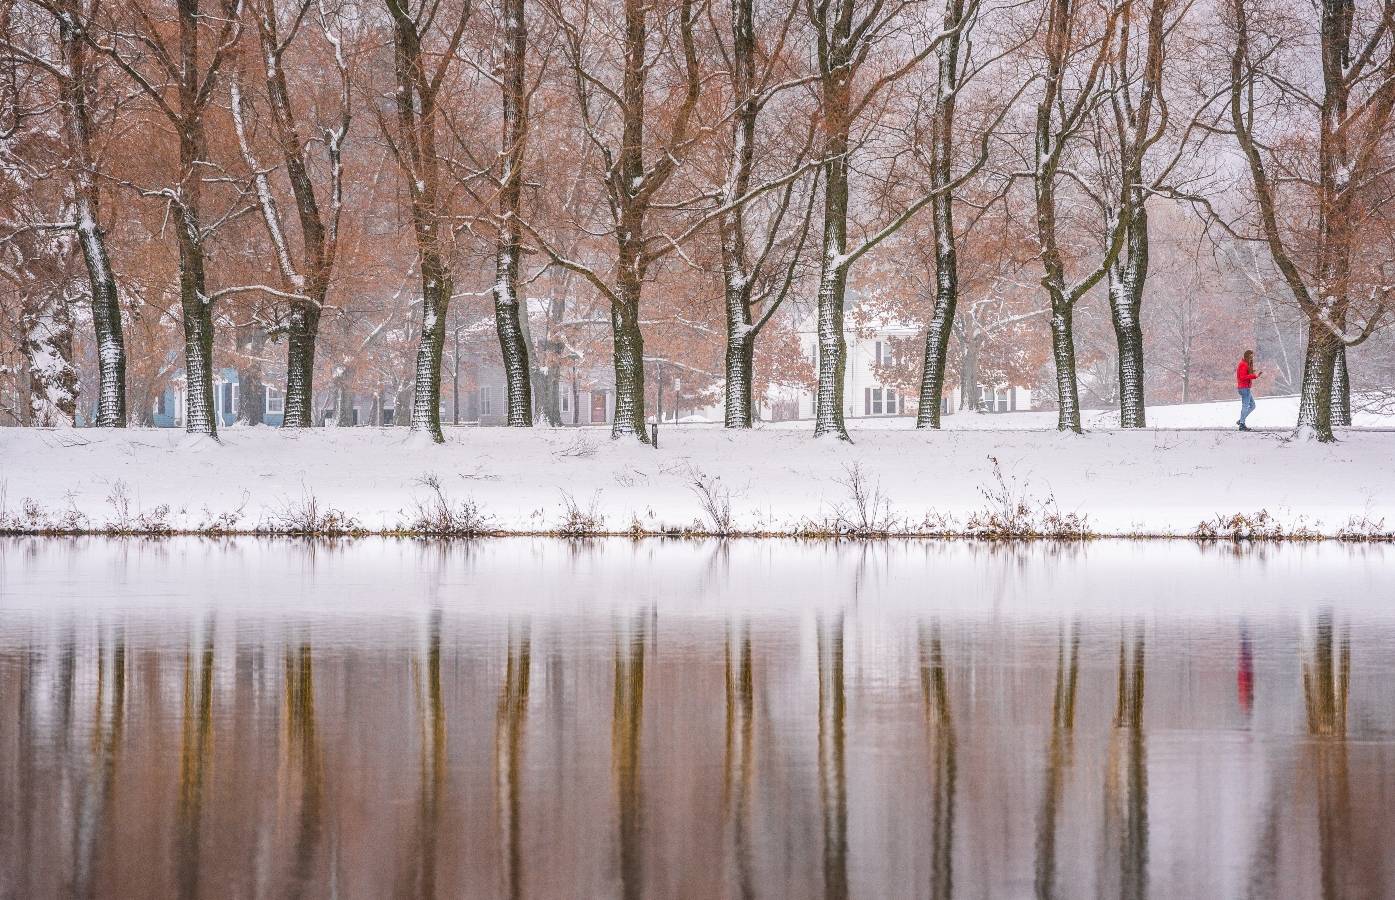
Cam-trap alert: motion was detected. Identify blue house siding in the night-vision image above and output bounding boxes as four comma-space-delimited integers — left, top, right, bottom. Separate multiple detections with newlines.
150, 367, 286, 427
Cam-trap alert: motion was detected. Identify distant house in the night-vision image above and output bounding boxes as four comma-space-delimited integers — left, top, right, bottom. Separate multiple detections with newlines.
793, 306, 1033, 420
151, 368, 285, 428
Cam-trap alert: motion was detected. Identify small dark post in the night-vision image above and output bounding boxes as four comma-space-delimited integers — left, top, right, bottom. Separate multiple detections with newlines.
650, 422, 658, 448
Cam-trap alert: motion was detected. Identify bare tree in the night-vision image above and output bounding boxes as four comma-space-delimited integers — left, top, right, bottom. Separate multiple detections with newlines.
379, 0, 470, 443
85, 0, 245, 436
805, 0, 1009, 439
1028, 0, 1127, 433
713, 0, 816, 428
491, 0, 534, 426
230, 0, 351, 428
1227, 0, 1395, 441
6, 0, 127, 425
525, 0, 705, 441
1102, 0, 1169, 428
914, 0, 971, 429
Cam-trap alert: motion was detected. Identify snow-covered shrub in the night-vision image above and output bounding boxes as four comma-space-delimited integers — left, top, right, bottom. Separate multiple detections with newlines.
103, 480, 172, 535
1194, 510, 1286, 541
965, 456, 1091, 539
408, 473, 495, 536
262, 489, 361, 535
1336, 515, 1395, 541
829, 463, 897, 537
557, 490, 604, 536
688, 468, 734, 536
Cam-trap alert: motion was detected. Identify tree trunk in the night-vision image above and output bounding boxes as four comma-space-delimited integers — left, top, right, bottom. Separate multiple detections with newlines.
610, 279, 649, 441
1331, 345, 1351, 426
282, 289, 321, 427
174, 1, 217, 439
914, 0, 964, 430
1108, 259, 1147, 428
1296, 328, 1338, 442
22, 286, 79, 427
813, 151, 850, 440
334, 370, 355, 426
394, 381, 412, 427
959, 337, 978, 413
917, 281, 955, 427
1050, 298, 1082, 433
493, 0, 534, 427
236, 327, 265, 426
724, 325, 756, 428
409, 259, 452, 441
176, 207, 217, 437
58, 6, 126, 427
720, 0, 758, 429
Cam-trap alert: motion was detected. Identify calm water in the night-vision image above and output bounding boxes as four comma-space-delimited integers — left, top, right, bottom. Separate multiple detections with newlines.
1, 539, 1393, 899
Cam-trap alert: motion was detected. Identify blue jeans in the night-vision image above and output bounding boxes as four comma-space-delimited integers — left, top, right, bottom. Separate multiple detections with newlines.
1238, 388, 1256, 425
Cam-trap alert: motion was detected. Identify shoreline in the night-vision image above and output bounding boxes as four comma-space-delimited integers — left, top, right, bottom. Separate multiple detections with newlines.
5, 412, 1394, 542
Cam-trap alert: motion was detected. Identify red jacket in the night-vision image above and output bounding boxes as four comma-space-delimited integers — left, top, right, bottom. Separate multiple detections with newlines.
1237, 360, 1257, 389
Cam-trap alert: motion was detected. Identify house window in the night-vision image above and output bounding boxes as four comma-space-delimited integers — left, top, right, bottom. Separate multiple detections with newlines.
265, 386, 284, 416
480, 385, 494, 416
561, 391, 571, 413
230, 382, 240, 416
864, 386, 900, 416
155, 392, 168, 417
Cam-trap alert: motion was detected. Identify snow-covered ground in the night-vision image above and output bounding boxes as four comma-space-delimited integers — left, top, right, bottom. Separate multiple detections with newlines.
2, 396, 1392, 537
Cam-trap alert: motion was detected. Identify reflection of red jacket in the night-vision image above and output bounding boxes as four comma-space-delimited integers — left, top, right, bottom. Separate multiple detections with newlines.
1237, 360, 1257, 389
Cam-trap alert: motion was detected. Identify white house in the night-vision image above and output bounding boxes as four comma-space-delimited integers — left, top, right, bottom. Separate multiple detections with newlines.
792, 306, 1033, 420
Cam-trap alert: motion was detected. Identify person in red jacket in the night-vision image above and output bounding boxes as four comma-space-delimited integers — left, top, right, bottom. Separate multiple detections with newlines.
1236, 350, 1262, 431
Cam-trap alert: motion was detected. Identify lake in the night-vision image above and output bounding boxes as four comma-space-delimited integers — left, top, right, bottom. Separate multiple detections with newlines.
1, 538, 1393, 899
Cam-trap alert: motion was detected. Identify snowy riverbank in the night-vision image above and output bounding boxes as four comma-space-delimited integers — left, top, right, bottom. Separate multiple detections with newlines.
3, 397, 1394, 538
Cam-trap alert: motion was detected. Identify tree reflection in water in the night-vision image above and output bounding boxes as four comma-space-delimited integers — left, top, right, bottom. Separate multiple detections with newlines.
1035, 620, 1080, 900
175, 621, 215, 900
919, 622, 955, 900
2, 539, 1394, 898
817, 613, 848, 900
495, 622, 531, 900
1100, 622, 1148, 900
724, 620, 756, 900
1303, 610, 1355, 900
284, 641, 324, 898
613, 610, 648, 900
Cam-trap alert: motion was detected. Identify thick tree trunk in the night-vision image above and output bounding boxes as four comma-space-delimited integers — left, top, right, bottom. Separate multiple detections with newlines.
724, 325, 756, 428
410, 260, 452, 441
173, 1, 218, 439
1050, 298, 1082, 433
176, 210, 217, 437
282, 290, 322, 427
610, 279, 648, 441
493, 0, 534, 427
1331, 345, 1351, 426
719, 0, 758, 429
813, 152, 850, 440
1296, 327, 1338, 442
58, 7, 126, 427
916, 281, 955, 428
914, 0, 964, 430
1108, 262, 1147, 428
493, 240, 532, 426
22, 287, 79, 427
